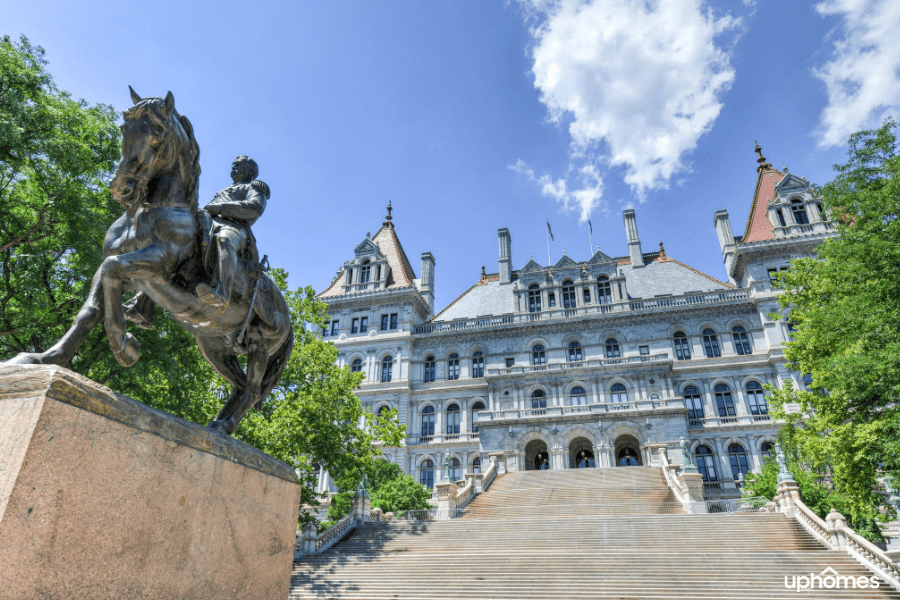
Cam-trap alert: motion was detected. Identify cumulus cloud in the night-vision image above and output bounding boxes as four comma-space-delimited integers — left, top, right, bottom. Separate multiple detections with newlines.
510, 159, 604, 222
516, 0, 739, 204
813, 0, 900, 148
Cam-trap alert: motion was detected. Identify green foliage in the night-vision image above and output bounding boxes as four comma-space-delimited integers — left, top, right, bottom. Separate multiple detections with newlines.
327, 457, 426, 522
0, 37, 406, 525
371, 476, 432, 514
764, 120, 900, 539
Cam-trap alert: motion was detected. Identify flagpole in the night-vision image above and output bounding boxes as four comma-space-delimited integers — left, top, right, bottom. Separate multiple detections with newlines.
547, 229, 551, 265
589, 230, 594, 257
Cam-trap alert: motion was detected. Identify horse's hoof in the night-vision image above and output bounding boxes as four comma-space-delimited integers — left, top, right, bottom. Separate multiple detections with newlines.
112, 333, 141, 367
208, 420, 232, 436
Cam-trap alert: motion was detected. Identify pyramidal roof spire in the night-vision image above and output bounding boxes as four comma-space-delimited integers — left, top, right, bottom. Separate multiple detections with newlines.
384, 201, 393, 228
754, 140, 772, 173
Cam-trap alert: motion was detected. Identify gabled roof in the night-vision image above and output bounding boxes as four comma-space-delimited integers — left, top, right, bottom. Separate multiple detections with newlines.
553, 254, 579, 269
774, 173, 809, 192
518, 258, 544, 273
741, 143, 784, 244
587, 248, 615, 265
317, 208, 418, 299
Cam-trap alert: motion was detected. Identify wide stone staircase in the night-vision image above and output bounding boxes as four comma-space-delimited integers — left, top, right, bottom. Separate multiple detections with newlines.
290, 468, 900, 599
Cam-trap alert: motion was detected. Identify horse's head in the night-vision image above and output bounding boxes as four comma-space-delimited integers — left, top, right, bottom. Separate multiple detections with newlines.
110, 87, 200, 209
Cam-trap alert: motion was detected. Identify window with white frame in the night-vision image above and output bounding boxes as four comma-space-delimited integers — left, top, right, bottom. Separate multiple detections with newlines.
605, 338, 620, 358
528, 284, 542, 312
568, 341, 583, 362
448, 353, 460, 380
714, 383, 736, 418
732, 326, 751, 355
420, 406, 435, 438
571, 386, 587, 406
683, 385, 704, 420
351, 358, 363, 373
597, 276, 612, 304
695, 445, 717, 482
471, 456, 482, 474
610, 383, 627, 403
420, 460, 434, 489
729, 444, 750, 479
673, 332, 691, 360
423, 356, 435, 383
445, 403, 460, 436
532, 345, 546, 365
746, 381, 768, 415
702, 329, 721, 358
471, 401, 485, 433
380, 355, 393, 382
471, 351, 484, 378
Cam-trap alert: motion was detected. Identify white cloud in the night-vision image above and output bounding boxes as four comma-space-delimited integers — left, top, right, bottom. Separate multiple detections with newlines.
510, 159, 604, 222
813, 0, 900, 148
519, 0, 739, 199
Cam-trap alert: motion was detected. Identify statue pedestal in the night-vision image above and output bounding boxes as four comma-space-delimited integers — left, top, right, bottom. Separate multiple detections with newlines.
0, 365, 299, 600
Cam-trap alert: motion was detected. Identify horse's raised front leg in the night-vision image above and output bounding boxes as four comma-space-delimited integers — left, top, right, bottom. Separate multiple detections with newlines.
100, 245, 168, 367
7, 266, 106, 366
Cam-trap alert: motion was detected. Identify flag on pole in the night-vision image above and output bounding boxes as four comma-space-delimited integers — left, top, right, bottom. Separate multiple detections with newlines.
546, 220, 554, 241
588, 219, 593, 235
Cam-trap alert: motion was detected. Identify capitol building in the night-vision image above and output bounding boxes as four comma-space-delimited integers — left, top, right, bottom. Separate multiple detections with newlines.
314, 146, 835, 500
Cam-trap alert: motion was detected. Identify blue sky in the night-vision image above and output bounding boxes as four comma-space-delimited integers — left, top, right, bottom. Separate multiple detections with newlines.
4, 0, 899, 311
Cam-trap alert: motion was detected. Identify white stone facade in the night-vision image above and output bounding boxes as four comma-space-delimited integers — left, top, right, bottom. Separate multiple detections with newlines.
317, 148, 834, 499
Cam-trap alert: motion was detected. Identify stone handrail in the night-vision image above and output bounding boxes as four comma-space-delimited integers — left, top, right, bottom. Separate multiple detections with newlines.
688, 414, 774, 428
788, 489, 900, 590
481, 458, 497, 492
415, 315, 514, 335
455, 477, 475, 510
487, 353, 668, 376
659, 451, 688, 506
316, 513, 354, 554
478, 398, 685, 422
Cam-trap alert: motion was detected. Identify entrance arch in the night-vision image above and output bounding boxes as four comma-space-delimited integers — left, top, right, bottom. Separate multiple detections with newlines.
525, 438, 550, 470
568, 436, 596, 468
614, 434, 642, 467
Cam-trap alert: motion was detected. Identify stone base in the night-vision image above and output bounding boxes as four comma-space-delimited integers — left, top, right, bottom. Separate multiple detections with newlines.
0, 365, 299, 600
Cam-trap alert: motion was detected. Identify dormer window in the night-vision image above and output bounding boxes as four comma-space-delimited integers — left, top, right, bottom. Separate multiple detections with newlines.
775, 209, 786, 227
597, 276, 612, 304
562, 281, 576, 309
791, 199, 809, 225
375, 265, 381, 281
360, 261, 371, 283
528, 284, 542, 313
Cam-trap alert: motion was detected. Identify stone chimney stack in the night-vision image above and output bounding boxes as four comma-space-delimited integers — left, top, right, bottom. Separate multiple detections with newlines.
419, 252, 435, 315
714, 210, 737, 284
623, 209, 644, 267
498, 228, 512, 284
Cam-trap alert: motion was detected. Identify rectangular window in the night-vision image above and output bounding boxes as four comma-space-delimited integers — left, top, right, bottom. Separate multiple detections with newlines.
330, 320, 339, 336
505, 358, 514, 368
767, 268, 778, 281
381, 314, 388, 330
321, 327, 328, 337
548, 293, 556, 308
360, 317, 368, 333
351, 318, 359, 334
639, 346, 649, 356
776, 209, 786, 227
583, 288, 591, 304
390, 313, 398, 329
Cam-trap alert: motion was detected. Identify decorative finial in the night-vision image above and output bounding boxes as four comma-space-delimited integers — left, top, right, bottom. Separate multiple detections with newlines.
366, 231, 371, 239
480, 265, 486, 282
754, 141, 772, 173
384, 201, 393, 227
563, 248, 567, 256
658, 241, 666, 258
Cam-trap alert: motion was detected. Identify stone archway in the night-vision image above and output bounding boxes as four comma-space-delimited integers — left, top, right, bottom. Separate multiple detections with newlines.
525, 438, 550, 471
568, 436, 596, 468
614, 434, 642, 467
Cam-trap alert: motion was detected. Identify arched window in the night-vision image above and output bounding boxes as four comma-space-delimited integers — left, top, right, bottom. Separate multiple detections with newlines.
423, 355, 435, 383
377, 405, 390, 417
702, 329, 721, 358
568, 341, 583, 362
420, 460, 434, 489
728, 444, 750, 479
714, 383, 736, 418
597, 276, 612, 304
532, 345, 546, 365
673, 332, 691, 360
471, 351, 484, 378
732, 326, 751, 355
746, 381, 768, 415
531, 390, 547, 411
446, 403, 460, 436
791, 199, 809, 225
449, 457, 462, 481
695, 445, 718, 482
528, 284, 541, 313
761, 441, 775, 459
381, 355, 393, 383
605, 338, 620, 358
421, 406, 435, 438
351, 358, 363, 373
683, 385, 704, 420
471, 401, 485, 433
359, 261, 371, 283
448, 353, 460, 380
570, 386, 587, 406
610, 383, 627, 403
562, 281, 576, 309
802, 373, 813, 389
471, 456, 482, 474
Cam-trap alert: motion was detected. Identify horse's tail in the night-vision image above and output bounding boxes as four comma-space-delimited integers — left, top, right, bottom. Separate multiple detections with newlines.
256, 326, 295, 409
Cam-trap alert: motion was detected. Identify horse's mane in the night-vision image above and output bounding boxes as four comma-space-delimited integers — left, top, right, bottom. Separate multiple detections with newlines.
123, 98, 201, 209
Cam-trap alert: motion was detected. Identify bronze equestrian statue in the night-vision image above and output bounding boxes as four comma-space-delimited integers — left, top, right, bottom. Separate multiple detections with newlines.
6, 88, 294, 436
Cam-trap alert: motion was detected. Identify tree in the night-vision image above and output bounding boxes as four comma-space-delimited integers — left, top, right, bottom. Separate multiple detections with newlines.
371, 476, 431, 514
765, 118, 900, 534
327, 456, 428, 523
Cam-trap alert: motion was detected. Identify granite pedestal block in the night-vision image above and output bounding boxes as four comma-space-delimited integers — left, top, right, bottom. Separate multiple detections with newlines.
0, 364, 299, 600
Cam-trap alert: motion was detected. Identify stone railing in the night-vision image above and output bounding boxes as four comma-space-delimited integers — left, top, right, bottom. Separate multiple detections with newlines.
487, 353, 668, 376
415, 315, 514, 335
455, 477, 475, 510
406, 432, 479, 445
688, 414, 774, 429
629, 289, 750, 311
478, 398, 685, 422
481, 457, 497, 492
777, 478, 900, 591
295, 490, 371, 560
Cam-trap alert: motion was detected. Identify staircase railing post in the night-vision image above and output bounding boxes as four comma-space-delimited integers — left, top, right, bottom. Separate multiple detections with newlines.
435, 481, 459, 519
825, 508, 848, 550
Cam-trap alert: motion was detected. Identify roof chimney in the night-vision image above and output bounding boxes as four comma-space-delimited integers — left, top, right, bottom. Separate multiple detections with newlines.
498, 228, 512, 284
623, 209, 644, 267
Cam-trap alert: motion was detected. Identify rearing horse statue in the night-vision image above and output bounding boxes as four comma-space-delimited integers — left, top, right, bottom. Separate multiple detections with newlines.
7, 89, 294, 436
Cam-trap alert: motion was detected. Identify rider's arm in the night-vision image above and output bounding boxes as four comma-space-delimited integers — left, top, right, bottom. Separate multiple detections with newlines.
213, 188, 266, 223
